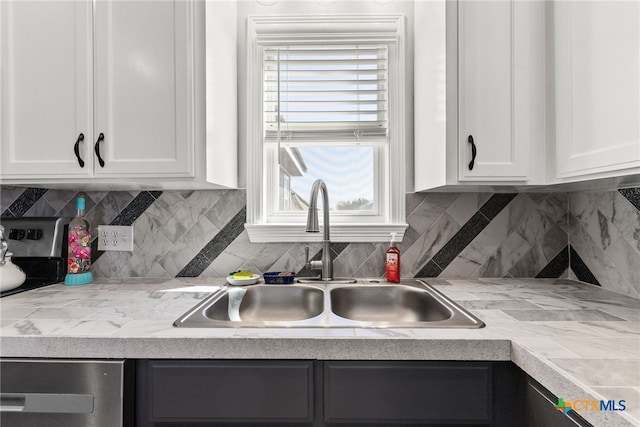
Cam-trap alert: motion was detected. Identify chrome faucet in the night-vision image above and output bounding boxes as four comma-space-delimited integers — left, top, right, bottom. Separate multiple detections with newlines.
304, 179, 333, 281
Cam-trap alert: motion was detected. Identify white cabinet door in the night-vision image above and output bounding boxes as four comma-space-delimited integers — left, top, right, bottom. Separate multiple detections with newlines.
554, 1, 640, 179
414, 0, 544, 191
0, 0, 93, 178
93, 0, 194, 177
458, 0, 529, 181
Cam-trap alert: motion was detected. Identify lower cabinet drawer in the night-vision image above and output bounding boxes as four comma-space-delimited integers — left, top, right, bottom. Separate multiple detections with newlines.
139, 360, 313, 423
324, 361, 492, 424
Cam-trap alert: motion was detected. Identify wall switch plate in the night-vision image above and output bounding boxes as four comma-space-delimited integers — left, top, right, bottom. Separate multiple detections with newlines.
97, 225, 134, 251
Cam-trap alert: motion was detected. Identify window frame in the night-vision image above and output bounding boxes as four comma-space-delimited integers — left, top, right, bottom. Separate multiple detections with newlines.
245, 15, 407, 243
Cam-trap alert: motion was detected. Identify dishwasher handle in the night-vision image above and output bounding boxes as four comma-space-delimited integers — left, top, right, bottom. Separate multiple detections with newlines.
0, 393, 93, 414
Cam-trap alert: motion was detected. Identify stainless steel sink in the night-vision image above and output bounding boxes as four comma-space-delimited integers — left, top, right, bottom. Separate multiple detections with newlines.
173, 280, 484, 329
206, 285, 324, 322
330, 286, 453, 322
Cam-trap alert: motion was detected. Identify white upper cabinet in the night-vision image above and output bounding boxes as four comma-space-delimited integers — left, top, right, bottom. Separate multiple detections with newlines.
458, 0, 536, 182
413, 0, 447, 191
92, 0, 193, 177
1, 0, 237, 189
552, 1, 640, 182
0, 0, 93, 178
415, 0, 545, 191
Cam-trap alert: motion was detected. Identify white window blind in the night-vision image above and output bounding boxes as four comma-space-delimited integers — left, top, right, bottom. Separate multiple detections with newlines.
263, 45, 388, 142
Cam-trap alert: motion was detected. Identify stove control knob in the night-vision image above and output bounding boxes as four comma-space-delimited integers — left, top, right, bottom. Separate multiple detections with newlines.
8, 228, 25, 240
27, 228, 43, 240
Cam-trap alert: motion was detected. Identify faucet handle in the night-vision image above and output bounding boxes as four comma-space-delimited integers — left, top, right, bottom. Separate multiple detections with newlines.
304, 246, 323, 272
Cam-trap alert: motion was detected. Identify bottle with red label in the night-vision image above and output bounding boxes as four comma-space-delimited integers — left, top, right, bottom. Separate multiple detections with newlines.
386, 232, 400, 283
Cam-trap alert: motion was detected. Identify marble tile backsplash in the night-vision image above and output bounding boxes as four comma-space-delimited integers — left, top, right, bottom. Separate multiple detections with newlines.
1, 185, 639, 298
568, 188, 640, 299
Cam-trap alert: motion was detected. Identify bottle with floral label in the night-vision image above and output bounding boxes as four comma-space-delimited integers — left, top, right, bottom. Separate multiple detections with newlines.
64, 196, 93, 285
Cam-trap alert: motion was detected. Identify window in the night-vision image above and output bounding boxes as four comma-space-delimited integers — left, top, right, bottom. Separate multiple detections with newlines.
265, 44, 386, 219
246, 15, 407, 242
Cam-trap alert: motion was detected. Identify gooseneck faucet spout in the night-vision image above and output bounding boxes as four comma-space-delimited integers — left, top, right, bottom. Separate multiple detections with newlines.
305, 179, 333, 281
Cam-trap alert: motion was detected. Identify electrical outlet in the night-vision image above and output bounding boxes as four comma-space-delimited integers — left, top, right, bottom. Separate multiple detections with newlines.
97, 225, 134, 251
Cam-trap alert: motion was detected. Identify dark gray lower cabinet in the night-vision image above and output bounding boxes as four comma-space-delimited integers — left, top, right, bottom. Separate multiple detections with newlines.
523, 376, 594, 427
136, 360, 521, 426
324, 361, 491, 424
136, 360, 314, 426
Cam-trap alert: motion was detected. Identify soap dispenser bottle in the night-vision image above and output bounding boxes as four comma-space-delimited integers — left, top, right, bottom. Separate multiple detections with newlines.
64, 196, 93, 285
386, 232, 400, 283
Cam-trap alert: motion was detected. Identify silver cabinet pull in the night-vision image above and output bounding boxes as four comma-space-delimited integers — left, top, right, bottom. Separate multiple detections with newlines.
0, 393, 93, 414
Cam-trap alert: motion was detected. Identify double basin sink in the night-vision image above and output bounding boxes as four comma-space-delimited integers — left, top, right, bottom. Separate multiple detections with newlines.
174, 279, 484, 328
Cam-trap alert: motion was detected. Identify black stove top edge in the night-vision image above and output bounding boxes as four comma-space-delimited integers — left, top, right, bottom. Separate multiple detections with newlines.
1, 256, 66, 298
1, 279, 63, 298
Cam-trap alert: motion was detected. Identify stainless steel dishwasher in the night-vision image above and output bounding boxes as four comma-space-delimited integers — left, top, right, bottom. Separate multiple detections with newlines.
0, 359, 133, 427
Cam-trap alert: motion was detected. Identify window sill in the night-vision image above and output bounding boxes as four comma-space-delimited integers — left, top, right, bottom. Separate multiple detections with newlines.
245, 223, 408, 243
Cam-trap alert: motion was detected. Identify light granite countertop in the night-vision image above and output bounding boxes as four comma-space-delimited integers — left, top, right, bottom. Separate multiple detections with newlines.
1, 277, 638, 427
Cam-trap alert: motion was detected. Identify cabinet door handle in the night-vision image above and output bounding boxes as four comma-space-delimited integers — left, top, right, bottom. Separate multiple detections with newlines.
468, 135, 477, 170
94, 133, 105, 167
0, 393, 93, 414
73, 133, 85, 168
